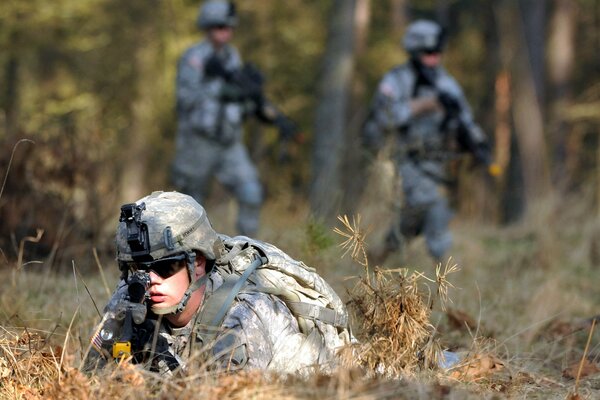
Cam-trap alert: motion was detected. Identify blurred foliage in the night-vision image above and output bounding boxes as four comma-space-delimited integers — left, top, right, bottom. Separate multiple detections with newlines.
0, 0, 599, 268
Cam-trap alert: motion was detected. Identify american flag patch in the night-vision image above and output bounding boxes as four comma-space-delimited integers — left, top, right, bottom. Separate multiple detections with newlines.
91, 326, 104, 352
379, 81, 396, 98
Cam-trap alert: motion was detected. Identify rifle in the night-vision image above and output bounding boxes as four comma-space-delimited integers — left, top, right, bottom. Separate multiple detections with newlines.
204, 55, 300, 151
413, 62, 501, 177
87, 271, 181, 372
86, 203, 181, 373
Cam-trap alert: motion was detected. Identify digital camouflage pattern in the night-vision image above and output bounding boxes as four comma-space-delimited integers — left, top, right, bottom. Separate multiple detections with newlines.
197, 0, 237, 30
368, 60, 487, 260
84, 192, 352, 375
171, 38, 262, 236
116, 191, 219, 262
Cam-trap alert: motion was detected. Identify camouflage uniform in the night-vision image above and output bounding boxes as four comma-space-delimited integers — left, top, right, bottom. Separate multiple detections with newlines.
366, 20, 489, 260
84, 191, 351, 376
172, 39, 262, 236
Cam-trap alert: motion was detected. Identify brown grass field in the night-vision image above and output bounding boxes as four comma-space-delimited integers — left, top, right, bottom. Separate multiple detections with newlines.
2, 184, 600, 399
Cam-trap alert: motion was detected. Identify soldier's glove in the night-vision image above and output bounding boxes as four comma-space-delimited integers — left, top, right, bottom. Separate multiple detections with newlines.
437, 91, 462, 118
204, 55, 230, 79
274, 114, 297, 141
237, 64, 265, 106
472, 142, 494, 168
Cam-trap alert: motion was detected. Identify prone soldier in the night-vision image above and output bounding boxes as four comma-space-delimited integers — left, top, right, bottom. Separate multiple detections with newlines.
84, 191, 352, 376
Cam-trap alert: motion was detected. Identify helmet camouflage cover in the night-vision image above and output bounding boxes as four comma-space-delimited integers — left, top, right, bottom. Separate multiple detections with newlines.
197, 0, 237, 30
116, 191, 218, 263
402, 19, 445, 54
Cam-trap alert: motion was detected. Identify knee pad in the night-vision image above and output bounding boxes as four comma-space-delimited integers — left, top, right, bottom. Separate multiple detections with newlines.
235, 181, 263, 206
426, 231, 452, 260
237, 202, 261, 236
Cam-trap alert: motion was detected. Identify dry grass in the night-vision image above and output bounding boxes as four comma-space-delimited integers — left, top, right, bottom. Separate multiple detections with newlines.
3, 192, 600, 399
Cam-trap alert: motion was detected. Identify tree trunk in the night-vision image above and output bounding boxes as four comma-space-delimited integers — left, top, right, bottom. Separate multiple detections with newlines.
118, 28, 154, 204
547, 0, 576, 186
518, 0, 547, 102
390, 0, 409, 40
495, 2, 550, 206
341, 0, 371, 214
310, 0, 356, 221
3, 31, 20, 140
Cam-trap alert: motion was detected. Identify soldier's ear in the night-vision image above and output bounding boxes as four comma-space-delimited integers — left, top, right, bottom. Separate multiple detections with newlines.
194, 252, 209, 276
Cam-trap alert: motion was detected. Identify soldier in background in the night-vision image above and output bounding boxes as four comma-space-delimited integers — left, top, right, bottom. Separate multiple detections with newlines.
363, 20, 498, 264
84, 191, 352, 376
172, 0, 296, 236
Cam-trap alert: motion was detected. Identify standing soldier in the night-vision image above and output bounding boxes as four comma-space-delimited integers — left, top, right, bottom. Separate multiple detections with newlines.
172, 0, 296, 236
363, 20, 498, 264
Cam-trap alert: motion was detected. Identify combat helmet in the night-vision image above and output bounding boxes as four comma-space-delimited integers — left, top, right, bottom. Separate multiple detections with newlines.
402, 19, 446, 55
116, 191, 219, 314
197, 0, 237, 30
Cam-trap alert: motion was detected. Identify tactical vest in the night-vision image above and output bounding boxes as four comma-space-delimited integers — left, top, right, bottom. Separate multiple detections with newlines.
193, 236, 352, 356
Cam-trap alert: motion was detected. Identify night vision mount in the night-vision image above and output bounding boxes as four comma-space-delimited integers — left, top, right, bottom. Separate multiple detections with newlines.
120, 202, 152, 261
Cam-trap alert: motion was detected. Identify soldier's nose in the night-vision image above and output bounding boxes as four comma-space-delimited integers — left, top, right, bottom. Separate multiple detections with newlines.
148, 270, 163, 284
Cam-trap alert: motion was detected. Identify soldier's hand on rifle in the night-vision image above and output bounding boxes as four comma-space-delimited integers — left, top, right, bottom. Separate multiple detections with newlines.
472, 142, 502, 177
437, 91, 461, 118
274, 115, 299, 163
204, 54, 230, 80
237, 64, 264, 105
274, 114, 297, 141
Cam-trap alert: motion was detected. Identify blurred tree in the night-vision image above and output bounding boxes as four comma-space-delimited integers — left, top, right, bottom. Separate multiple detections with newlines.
496, 0, 550, 207
310, 0, 357, 221
341, 0, 371, 214
547, 0, 576, 186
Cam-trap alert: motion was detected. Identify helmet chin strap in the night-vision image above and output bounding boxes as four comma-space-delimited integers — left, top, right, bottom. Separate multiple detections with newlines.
152, 251, 209, 316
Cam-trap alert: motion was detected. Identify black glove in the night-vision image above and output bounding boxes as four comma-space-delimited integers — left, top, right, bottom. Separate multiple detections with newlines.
274, 115, 297, 141
204, 54, 230, 79
472, 142, 492, 166
239, 64, 264, 88
438, 91, 461, 118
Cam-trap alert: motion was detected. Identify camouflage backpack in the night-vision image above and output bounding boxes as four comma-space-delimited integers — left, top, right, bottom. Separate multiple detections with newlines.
193, 235, 353, 351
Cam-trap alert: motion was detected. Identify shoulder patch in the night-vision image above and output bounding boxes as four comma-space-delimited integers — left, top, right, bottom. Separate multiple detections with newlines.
378, 81, 396, 98
188, 54, 203, 70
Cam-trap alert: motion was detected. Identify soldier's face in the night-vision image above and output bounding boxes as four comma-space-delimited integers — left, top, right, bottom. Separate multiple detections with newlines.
208, 25, 233, 47
420, 51, 442, 68
148, 254, 207, 327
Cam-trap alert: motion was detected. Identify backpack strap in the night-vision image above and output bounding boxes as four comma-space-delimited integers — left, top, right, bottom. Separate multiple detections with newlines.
194, 255, 266, 343
253, 285, 348, 332
286, 302, 348, 329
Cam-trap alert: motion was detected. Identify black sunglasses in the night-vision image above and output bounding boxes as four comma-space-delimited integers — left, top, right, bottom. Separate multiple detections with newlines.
212, 24, 232, 30
126, 254, 187, 279
422, 48, 441, 55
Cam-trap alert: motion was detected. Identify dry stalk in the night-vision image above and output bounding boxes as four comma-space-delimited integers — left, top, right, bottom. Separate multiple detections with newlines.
334, 214, 450, 377
334, 214, 371, 271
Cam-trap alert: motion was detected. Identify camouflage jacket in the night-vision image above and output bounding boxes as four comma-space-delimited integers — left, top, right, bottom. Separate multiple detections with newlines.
85, 235, 352, 377
368, 62, 486, 162
176, 40, 244, 143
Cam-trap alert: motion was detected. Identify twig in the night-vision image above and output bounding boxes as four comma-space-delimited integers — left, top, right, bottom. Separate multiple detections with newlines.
574, 318, 596, 395
73, 260, 102, 318
93, 247, 112, 299
58, 305, 81, 383
0, 138, 34, 206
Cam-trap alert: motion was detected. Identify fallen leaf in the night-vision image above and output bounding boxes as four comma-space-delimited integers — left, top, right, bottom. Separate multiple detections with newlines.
446, 308, 477, 331
562, 358, 600, 379
450, 353, 504, 381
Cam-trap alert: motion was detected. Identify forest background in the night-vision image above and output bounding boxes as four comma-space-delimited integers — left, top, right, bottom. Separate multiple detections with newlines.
1, 0, 599, 262
2, 0, 600, 398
